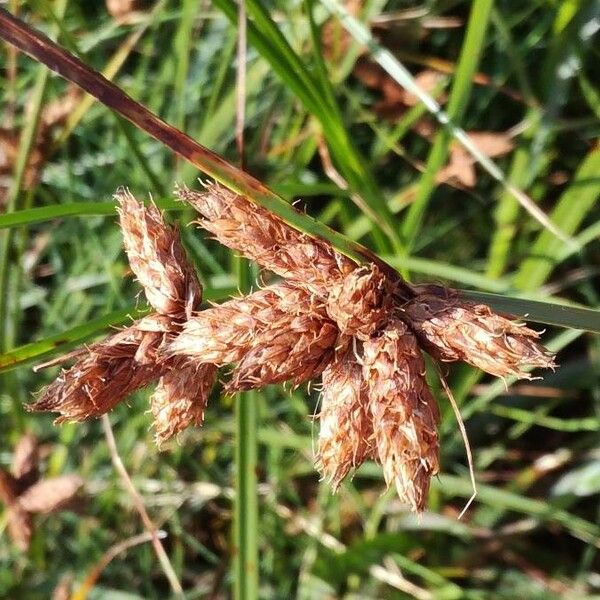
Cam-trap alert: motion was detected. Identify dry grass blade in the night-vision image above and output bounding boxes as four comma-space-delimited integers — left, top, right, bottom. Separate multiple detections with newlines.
101, 415, 184, 597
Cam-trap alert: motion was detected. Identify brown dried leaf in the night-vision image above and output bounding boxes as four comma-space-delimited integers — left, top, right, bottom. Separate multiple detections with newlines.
17, 474, 83, 514
106, 0, 141, 23
403, 284, 556, 378
437, 131, 514, 187
7, 505, 34, 551
11, 433, 39, 492
362, 320, 440, 512
0, 468, 19, 506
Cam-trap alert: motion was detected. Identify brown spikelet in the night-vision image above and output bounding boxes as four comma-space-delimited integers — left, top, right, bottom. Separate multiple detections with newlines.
362, 320, 440, 512
169, 282, 338, 390
17, 475, 83, 514
176, 184, 356, 293
315, 350, 373, 488
150, 360, 217, 446
326, 263, 394, 339
30, 323, 159, 421
116, 189, 202, 318
403, 284, 556, 379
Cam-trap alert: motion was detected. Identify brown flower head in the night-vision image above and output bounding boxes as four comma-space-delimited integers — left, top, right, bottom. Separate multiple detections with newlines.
168, 282, 338, 392
32, 182, 557, 514
117, 189, 202, 318
150, 360, 217, 446
33, 193, 216, 444
402, 284, 556, 379
177, 184, 356, 294
326, 263, 394, 339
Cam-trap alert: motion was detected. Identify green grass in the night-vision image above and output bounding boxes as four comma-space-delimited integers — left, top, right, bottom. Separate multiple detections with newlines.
0, 1, 599, 599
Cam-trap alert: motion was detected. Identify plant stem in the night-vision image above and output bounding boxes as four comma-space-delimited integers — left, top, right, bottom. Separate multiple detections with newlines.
233, 258, 259, 600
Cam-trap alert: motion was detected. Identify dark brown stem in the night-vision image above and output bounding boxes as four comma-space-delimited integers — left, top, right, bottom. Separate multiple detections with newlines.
0, 7, 397, 276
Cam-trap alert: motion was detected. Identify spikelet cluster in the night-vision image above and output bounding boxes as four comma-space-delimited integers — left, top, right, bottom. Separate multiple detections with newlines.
34, 182, 556, 512
32, 190, 216, 446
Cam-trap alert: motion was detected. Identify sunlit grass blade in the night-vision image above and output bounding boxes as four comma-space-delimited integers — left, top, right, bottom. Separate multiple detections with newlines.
433, 474, 600, 548
0, 200, 180, 229
400, 0, 493, 249
513, 145, 600, 291
215, 0, 403, 253
0, 6, 378, 268
320, 0, 574, 251
0, 306, 145, 374
463, 291, 600, 333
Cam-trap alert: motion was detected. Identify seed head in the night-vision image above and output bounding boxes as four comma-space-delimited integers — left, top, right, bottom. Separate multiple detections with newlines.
362, 320, 440, 512
116, 189, 202, 318
151, 360, 217, 446
315, 349, 373, 489
169, 282, 338, 391
403, 285, 556, 379
177, 184, 356, 293
326, 263, 394, 339
30, 323, 159, 422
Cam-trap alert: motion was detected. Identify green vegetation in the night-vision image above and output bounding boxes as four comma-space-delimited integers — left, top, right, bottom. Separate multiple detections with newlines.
0, 1, 598, 598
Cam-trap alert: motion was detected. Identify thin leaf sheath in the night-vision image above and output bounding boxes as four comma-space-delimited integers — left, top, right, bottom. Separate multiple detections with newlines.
402, 284, 556, 378
362, 320, 440, 512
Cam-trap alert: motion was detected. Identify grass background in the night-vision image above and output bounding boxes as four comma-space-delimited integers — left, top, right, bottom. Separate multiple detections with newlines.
1, 1, 599, 598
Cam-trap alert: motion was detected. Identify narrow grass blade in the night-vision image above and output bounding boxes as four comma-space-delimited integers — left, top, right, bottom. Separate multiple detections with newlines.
514, 145, 600, 291
433, 474, 600, 549
463, 291, 600, 333
401, 0, 493, 248
0, 7, 378, 268
0, 200, 181, 229
215, 0, 403, 254
0, 307, 145, 374
320, 0, 575, 250
233, 260, 259, 599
